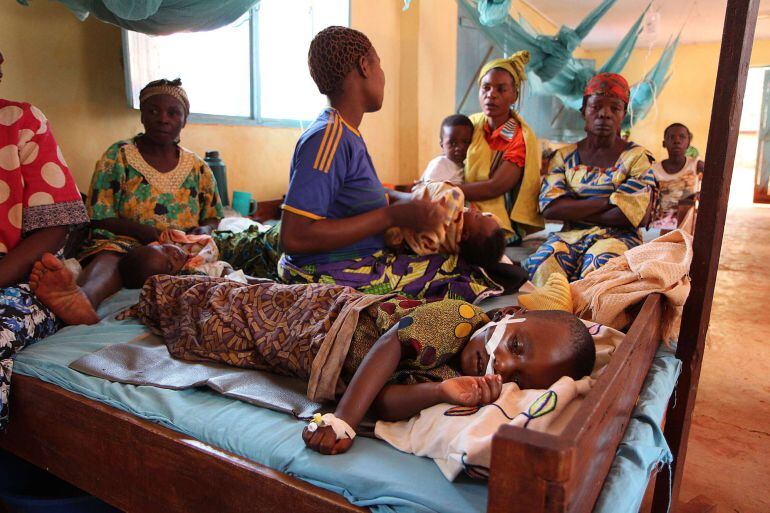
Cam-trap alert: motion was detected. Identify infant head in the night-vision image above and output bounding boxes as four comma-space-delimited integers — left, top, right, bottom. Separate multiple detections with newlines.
460, 308, 595, 389
459, 209, 505, 268
118, 244, 188, 289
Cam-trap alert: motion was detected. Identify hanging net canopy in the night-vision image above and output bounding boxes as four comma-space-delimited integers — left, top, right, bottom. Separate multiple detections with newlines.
456, 0, 680, 129
21, 0, 679, 129
16, 0, 261, 35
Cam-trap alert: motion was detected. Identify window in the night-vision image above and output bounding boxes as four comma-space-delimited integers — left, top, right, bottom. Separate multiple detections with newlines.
122, 0, 349, 126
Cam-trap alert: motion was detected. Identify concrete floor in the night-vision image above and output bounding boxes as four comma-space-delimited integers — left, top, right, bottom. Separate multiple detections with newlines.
677, 168, 770, 513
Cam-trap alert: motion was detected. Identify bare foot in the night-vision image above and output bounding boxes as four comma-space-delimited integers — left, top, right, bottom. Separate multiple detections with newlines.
30, 253, 99, 325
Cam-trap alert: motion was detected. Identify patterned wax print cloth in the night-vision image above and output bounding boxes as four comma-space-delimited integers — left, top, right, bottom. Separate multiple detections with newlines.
213, 223, 282, 280
153, 229, 233, 278
125, 275, 488, 396
1, 284, 58, 429
80, 138, 223, 259
0, 99, 88, 430
523, 143, 656, 286
344, 297, 488, 384
0, 99, 88, 256
277, 250, 502, 304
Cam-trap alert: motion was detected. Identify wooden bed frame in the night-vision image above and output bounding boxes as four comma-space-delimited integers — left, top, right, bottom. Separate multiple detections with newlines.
0, 1, 757, 512
0, 295, 662, 513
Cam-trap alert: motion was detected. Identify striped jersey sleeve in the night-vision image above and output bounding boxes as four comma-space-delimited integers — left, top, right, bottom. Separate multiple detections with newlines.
283, 111, 349, 220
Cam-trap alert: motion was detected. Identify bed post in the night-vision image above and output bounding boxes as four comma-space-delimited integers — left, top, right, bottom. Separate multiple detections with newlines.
652, 0, 760, 511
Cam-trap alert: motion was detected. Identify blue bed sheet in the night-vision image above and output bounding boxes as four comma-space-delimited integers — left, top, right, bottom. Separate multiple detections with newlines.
13, 290, 680, 513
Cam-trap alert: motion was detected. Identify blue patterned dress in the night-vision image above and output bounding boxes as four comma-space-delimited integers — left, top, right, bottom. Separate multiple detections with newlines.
522, 143, 657, 286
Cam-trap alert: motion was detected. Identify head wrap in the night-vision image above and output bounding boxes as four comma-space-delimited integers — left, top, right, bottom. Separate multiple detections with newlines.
139, 78, 190, 115
477, 50, 530, 89
308, 26, 373, 96
583, 73, 630, 105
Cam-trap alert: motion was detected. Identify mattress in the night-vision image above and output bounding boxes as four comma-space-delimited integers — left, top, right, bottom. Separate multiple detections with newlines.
12, 289, 679, 513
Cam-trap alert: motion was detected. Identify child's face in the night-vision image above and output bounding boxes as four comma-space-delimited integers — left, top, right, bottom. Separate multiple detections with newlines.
461, 208, 499, 241
143, 244, 188, 276
440, 124, 473, 166
663, 126, 690, 157
459, 308, 577, 389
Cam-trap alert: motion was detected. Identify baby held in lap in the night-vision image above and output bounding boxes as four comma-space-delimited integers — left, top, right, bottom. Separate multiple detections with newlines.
387, 181, 506, 269
118, 229, 240, 288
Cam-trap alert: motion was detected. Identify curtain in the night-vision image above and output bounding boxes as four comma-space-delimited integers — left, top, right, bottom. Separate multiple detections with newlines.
17, 0, 260, 35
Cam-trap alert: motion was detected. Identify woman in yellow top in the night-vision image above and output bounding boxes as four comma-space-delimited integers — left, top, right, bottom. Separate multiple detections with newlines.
461, 51, 544, 244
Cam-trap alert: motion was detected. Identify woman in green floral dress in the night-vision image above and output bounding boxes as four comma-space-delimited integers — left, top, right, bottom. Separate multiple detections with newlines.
32, 79, 222, 325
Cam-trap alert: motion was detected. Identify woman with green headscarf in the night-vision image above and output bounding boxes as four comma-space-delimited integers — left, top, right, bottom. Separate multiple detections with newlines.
462, 51, 544, 244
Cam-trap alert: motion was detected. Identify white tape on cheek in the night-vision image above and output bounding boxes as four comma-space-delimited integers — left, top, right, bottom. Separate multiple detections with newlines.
484, 316, 526, 375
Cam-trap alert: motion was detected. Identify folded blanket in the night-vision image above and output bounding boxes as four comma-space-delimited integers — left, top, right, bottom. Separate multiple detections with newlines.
570, 229, 693, 346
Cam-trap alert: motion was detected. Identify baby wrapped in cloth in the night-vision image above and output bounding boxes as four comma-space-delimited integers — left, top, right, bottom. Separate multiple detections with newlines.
118, 229, 249, 288
386, 182, 465, 255
385, 182, 506, 267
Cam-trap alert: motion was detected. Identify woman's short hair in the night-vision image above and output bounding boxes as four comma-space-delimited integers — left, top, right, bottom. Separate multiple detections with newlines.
308, 26, 372, 97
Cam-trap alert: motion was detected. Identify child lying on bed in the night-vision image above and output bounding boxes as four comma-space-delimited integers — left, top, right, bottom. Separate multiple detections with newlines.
117, 229, 269, 288
126, 274, 595, 456
385, 182, 503, 264
385, 181, 528, 289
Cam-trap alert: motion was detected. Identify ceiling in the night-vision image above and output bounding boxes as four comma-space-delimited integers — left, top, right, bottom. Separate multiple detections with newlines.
520, 0, 770, 49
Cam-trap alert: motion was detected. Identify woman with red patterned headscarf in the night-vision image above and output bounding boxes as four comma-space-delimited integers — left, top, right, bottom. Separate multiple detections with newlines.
522, 73, 658, 286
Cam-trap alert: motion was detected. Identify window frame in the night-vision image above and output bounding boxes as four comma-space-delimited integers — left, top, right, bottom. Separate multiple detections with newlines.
120, 2, 350, 128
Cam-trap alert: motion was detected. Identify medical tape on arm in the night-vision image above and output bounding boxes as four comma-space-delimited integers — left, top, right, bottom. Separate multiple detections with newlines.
306, 413, 356, 440
483, 316, 526, 375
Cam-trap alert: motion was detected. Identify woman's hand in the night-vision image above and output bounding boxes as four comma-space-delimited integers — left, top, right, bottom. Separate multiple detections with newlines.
302, 425, 354, 455
388, 200, 447, 233
440, 375, 503, 406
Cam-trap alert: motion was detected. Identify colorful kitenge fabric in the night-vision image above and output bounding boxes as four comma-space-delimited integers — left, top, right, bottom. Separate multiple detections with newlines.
478, 51, 530, 89
282, 108, 388, 266
584, 73, 630, 104
277, 250, 503, 304
0, 99, 88, 256
345, 298, 489, 385
523, 143, 656, 286
127, 275, 488, 391
80, 138, 223, 259
128, 276, 366, 381
1, 284, 58, 430
214, 223, 282, 280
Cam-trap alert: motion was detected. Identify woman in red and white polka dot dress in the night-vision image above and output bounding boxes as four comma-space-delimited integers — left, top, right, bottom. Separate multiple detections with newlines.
0, 50, 89, 429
